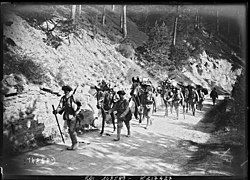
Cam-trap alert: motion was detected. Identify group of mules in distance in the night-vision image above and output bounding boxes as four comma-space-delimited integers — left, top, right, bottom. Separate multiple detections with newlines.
83, 77, 208, 136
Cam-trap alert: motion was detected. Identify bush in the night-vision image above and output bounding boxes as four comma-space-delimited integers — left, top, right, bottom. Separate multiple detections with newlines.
117, 44, 135, 59
3, 53, 50, 85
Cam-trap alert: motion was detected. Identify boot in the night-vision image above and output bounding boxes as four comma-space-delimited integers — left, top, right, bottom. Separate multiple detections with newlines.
67, 142, 79, 150
114, 128, 121, 141
67, 132, 78, 150
126, 125, 131, 137
145, 118, 150, 129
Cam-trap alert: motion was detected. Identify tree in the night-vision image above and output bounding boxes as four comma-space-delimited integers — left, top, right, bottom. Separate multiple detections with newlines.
71, 5, 77, 24
216, 7, 219, 34
102, 5, 106, 26
172, 5, 180, 46
78, 5, 82, 17
145, 21, 172, 66
123, 5, 127, 38
120, 6, 123, 29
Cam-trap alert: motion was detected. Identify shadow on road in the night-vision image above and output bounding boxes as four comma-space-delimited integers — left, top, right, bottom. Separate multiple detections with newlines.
2, 98, 247, 177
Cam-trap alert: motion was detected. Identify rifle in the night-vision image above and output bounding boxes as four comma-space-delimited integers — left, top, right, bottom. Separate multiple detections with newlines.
52, 105, 65, 144
72, 85, 79, 95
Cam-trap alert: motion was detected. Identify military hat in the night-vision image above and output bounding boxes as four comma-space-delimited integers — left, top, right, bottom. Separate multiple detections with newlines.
117, 90, 126, 95
175, 86, 180, 90
62, 85, 73, 92
190, 83, 195, 88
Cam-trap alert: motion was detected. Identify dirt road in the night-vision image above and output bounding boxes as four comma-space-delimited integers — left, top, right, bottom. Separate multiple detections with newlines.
2, 97, 246, 177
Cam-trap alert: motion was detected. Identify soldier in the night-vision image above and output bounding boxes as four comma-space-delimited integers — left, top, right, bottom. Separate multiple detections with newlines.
188, 84, 200, 116
142, 83, 155, 129
210, 87, 218, 105
53, 85, 80, 150
172, 86, 184, 120
109, 90, 132, 141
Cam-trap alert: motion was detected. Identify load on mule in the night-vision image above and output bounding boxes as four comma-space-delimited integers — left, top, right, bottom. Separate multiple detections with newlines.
130, 77, 143, 123
95, 80, 116, 136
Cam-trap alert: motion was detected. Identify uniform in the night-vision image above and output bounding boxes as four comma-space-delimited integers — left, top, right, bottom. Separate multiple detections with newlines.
172, 88, 184, 119
210, 88, 218, 105
110, 90, 132, 141
53, 85, 79, 150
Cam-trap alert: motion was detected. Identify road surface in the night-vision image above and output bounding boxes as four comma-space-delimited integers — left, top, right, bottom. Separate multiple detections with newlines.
2, 97, 245, 177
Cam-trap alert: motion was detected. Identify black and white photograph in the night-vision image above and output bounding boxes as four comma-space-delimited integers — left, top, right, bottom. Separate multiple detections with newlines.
0, 2, 247, 178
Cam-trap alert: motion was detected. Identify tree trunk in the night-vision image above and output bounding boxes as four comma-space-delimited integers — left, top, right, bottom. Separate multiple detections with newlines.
173, 17, 178, 46
123, 5, 127, 38
71, 5, 77, 24
120, 15, 123, 29
216, 7, 219, 34
102, 5, 106, 26
195, 8, 199, 29
199, 15, 202, 29
172, 5, 179, 46
78, 5, 82, 17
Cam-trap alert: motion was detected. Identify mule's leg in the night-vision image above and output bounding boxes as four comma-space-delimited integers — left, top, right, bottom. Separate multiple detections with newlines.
174, 102, 179, 120
170, 102, 173, 114
134, 105, 138, 120
100, 110, 106, 136
138, 106, 143, 124
164, 101, 168, 117
183, 104, 185, 119
111, 112, 116, 132
192, 102, 196, 116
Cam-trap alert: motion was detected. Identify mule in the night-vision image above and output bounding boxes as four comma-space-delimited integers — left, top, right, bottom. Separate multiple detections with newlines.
96, 88, 116, 136
130, 82, 144, 123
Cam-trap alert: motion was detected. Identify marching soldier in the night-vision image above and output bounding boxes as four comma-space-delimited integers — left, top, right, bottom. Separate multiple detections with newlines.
109, 90, 132, 141
53, 85, 80, 150
172, 86, 184, 120
210, 87, 218, 105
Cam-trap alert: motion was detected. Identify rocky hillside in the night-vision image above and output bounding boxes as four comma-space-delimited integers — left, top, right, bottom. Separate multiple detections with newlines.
1, 4, 245, 154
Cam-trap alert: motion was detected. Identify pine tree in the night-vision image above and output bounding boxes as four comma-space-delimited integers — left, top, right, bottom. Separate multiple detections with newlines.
71, 5, 77, 24
145, 21, 172, 67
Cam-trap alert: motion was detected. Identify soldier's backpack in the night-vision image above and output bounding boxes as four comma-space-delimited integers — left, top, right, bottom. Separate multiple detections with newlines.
61, 95, 81, 115
144, 88, 154, 105
199, 91, 205, 101
164, 89, 173, 101
173, 91, 182, 101
117, 99, 132, 121
190, 90, 198, 101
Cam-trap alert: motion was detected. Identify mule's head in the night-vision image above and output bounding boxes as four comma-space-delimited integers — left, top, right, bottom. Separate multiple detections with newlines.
96, 90, 114, 111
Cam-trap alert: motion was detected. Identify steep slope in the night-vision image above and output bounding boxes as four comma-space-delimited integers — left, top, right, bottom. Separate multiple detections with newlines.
2, 5, 151, 153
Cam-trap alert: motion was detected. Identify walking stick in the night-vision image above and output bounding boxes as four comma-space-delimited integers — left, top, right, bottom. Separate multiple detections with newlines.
52, 105, 65, 144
